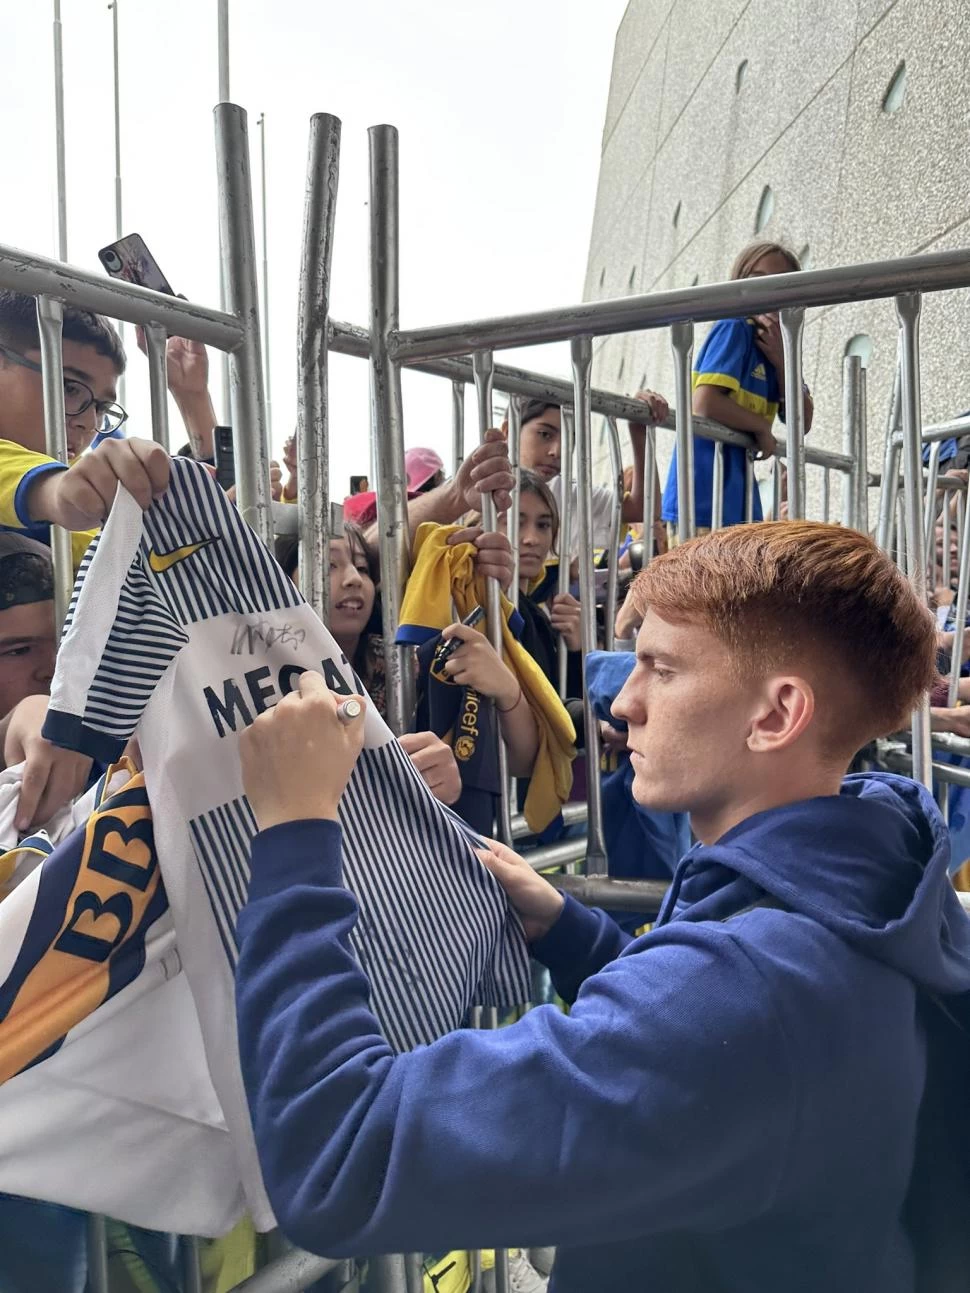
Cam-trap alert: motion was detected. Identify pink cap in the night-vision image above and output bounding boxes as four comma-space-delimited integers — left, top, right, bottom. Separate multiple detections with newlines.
342, 491, 379, 527
405, 446, 445, 492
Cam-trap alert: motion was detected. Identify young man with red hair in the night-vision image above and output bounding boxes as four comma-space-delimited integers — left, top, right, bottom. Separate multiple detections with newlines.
233, 522, 970, 1292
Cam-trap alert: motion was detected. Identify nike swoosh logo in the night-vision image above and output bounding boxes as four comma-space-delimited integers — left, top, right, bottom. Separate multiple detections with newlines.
147, 538, 215, 573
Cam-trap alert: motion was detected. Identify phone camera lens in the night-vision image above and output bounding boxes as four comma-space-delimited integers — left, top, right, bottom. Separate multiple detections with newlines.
103, 250, 122, 271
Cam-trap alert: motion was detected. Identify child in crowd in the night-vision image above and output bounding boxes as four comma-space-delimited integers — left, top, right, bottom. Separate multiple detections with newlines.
662, 241, 814, 543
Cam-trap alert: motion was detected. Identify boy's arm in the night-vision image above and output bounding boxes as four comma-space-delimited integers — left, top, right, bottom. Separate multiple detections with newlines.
24, 439, 171, 531
0, 441, 67, 532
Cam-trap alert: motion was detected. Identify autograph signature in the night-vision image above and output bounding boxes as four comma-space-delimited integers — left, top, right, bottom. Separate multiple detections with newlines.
231, 618, 307, 656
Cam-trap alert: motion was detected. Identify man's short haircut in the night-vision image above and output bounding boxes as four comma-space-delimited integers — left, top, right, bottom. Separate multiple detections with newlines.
630, 522, 938, 753
0, 290, 126, 373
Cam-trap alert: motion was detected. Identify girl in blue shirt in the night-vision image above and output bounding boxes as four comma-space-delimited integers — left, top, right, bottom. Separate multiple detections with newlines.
662, 241, 814, 535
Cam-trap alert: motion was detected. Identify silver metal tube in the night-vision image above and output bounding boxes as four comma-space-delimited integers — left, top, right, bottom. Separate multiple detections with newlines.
821, 467, 831, 523
932, 732, 970, 758
298, 112, 341, 621
923, 440, 943, 568
907, 416, 970, 446
604, 415, 623, 650
771, 457, 783, 521
744, 452, 755, 523
216, 0, 231, 422
0, 245, 243, 347
780, 306, 806, 519
110, 0, 125, 404
856, 364, 869, 533
508, 396, 521, 611
525, 836, 589, 872
711, 441, 724, 530
215, 103, 271, 546
877, 438, 901, 551
670, 321, 695, 542
368, 125, 413, 736
942, 485, 954, 594
392, 248, 970, 363
330, 320, 855, 470
143, 321, 171, 453
495, 1251, 511, 1293
842, 354, 864, 530
230, 1248, 340, 1291
512, 801, 588, 839
549, 873, 669, 914
53, 0, 67, 261
571, 336, 607, 872
36, 296, 74, 627
404, 1253, 425, 1293
896, 494, 907, 569
896, 291, 932, 788
473, 350, 514, 846
948, 486, 970, 707
85, 1217, 109, 1293
258, 112, 272, 439
182, 1237, 204, 1293
642, 423, 657, 562
369, 1255, 409, 1293
882, 748, 970, 792
452, 379, 465, 475
557, 407, 574, 697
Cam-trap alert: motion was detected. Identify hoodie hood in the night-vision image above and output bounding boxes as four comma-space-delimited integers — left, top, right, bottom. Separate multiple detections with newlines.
660, 771, 970, 997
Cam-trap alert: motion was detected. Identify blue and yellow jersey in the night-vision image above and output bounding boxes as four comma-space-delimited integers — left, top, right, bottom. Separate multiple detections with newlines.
0, 439, 95, 572
662, 318, 779, 528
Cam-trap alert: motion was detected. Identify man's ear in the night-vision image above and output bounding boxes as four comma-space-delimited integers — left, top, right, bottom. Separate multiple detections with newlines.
746, 675, 815, 754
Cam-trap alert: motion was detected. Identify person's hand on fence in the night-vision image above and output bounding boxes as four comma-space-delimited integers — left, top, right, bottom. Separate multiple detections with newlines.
448, 526, 515, 590
398, 730, 461, 805
439, 622, 519, 709
28, 438, 171, 530
549, 593, 583, 651
476, 837, 564, 941
3, 694, 93, 832
282, 434, 298, 501
270, 460, 283, 502
240, 672, 366, 831
454, 429, 514, 515
930, 706, 970, 740
628, 388, 670, 432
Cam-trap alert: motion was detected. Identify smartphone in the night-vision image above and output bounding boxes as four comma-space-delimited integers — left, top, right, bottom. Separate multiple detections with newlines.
98, 233, 174, 295
213, 426, 235, 492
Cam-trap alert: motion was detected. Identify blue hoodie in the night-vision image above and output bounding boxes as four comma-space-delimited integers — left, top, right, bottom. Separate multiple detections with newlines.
235, 773, 970, 1291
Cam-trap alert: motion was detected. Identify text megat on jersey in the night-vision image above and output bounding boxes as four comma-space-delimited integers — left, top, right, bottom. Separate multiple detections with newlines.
203, 659, 364, 738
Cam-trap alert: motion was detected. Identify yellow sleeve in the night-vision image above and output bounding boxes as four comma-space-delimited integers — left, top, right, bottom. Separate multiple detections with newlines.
0, 440, 65, 530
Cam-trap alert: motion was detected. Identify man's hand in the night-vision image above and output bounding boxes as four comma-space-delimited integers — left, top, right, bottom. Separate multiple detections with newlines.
398, 731, 461, 805
448, 526, 515, 590
27, 438, 170, 530
628, 388, 670, 433
475, 837, 564, 941
239, 673, 366, 831
549, 592, 582, 651
452, 429, 514, 516
3, 695, 92, 832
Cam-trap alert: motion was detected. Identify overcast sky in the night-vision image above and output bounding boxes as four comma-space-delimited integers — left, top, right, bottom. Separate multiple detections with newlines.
2, 0, 626, 493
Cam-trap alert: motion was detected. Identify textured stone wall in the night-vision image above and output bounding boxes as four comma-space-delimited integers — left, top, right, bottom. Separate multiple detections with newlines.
585, 0, 970, 519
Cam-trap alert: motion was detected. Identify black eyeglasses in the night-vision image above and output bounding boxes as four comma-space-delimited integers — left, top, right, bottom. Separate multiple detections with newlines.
0, 342, 128, 433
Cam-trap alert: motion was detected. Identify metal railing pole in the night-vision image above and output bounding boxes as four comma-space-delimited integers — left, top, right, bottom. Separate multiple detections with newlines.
258, 112, 272, 439
369, 124, 413, 735
670, 321, 695, 542
856, 364, 869, 534
896, 291, 932, 788
110, 0, 125, 403
924, 440, 942, 564
942, 486, 954, 594
182, 1236, 204, 1293
571, 335, 607, 873
711, 441, 724, 530
877, 437, 901, 552
771, 457, 783, 521
216, 0, 232, 422
508, 396, 521, 610
604, 415, 623, 650
143, 321, 171, 453
557, 407, 574, 696
744, 452, 755, 523
642, 421, 657, 561
452, 379, 465, 475
842, 354, 863, 531
298, 112, 341, 621
229, 1248, 340, 1291
779, 306, 806, 519
53, 0, 68, 261
86, 1216, 109, 1293
473, 350, 514, 846
36, 296, 73, 627
948, 488, 970, 708
214, 103, 271, 545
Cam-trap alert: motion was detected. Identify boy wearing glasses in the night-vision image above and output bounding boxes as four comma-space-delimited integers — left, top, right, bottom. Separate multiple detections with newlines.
0, 290, 169, 571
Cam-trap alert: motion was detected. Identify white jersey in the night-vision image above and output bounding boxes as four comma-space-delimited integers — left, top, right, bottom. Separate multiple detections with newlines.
548, 475, 616, 562
44, 457, 531, 1231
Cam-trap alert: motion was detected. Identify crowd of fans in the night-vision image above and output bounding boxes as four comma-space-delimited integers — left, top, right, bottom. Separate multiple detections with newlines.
1, 232, 970, 1293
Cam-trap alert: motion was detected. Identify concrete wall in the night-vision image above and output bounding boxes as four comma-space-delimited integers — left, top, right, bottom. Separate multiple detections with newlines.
585, 0, 970, 515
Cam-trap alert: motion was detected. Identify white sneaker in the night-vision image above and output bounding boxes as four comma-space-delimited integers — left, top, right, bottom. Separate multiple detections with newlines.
507, 1252, 549, 1292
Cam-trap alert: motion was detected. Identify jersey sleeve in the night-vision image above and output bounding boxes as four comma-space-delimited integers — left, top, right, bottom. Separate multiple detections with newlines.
692, 319, 751, 395
0, 440, 67, 530
43, 489, 188, 763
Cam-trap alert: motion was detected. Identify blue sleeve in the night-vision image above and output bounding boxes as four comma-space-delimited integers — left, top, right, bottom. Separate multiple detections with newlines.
692, 319, 752, 393
13, 461, 66, 527
529, 894, 631, 1003
236, 820, 795, 1259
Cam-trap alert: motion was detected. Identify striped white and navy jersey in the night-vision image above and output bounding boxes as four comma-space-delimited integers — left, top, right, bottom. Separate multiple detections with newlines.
44, 457, 531, 1232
